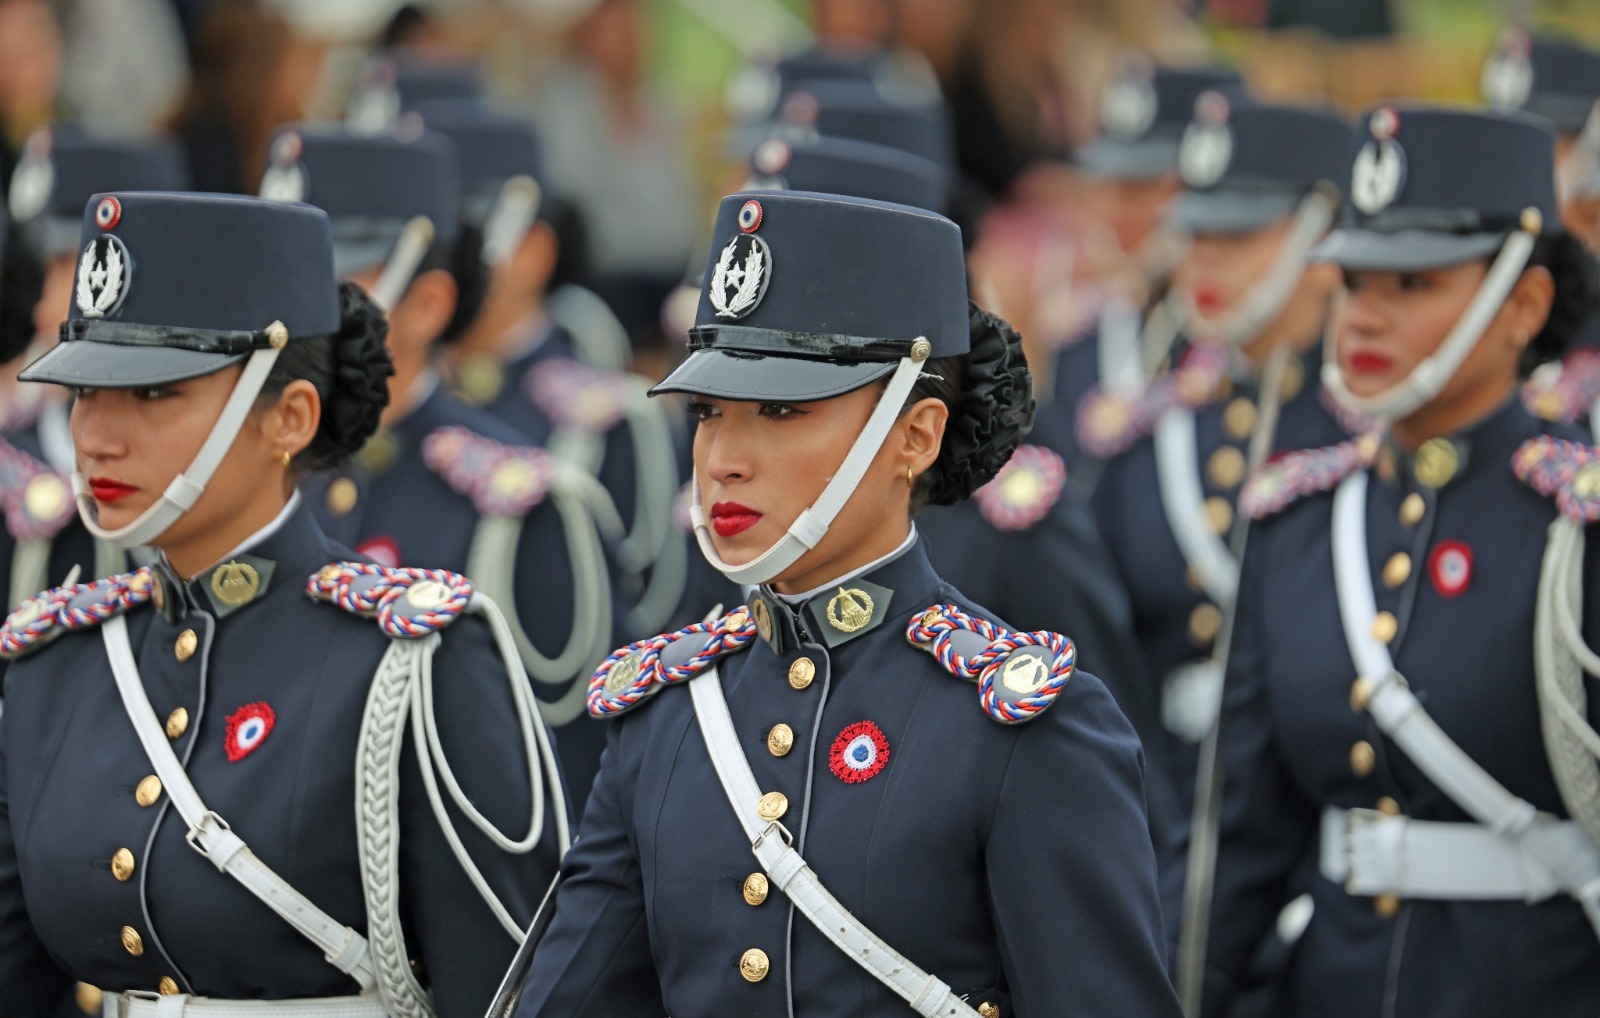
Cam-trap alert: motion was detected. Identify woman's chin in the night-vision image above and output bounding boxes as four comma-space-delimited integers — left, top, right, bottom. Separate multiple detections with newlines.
707, 530, 762, 566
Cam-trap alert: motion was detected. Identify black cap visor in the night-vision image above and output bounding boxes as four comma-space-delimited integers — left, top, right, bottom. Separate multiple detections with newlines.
1169, 188, 1301, 236
649, 347, 897, 402
1074, 137, 1180, 181
1311, 228, 1507, 271
19, 337, 250, 388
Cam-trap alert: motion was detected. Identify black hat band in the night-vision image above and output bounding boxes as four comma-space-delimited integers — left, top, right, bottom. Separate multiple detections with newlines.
688, 324, 918, 363
60, 318, 335, 354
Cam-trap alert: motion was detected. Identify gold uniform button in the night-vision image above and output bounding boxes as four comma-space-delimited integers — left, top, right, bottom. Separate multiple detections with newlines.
1413, 438, 1460, 489
1399, 493, 1426, 527
136, 775, 163, 807
742, 872, 769, 906
1207, 446, 1247, 490
174, 629, 198, 662
326, 477, 359, 517
1279, 357, 1305, 400
1351, 740, 1377, 777
121, 925, 144, 956
788, 657, 816, 690
110, 848, 135, 882
766, 724, 794, 758
1204, 496, 1234, 535
1376, 796, 1402, 816
1374, 893, 1401, 919
75, 984, 104, 1012
978, 1004, 1001, 1018
1382, 553, 1411, 589
158, 977, 180, 996
1349, 676, 1374, 713
757, 791, 788, 821
165, 708, 189, 740
1188, 603, 1222, 646
739, 948, 770, 983
1371, 611, 1398, 644
1223, 398, 1257, 440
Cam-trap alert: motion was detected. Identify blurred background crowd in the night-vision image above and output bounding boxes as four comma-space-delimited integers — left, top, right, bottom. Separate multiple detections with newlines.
2, 0, 1594, 383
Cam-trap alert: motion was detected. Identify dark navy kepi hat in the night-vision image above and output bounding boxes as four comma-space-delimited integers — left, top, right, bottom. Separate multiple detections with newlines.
1482, 29, 1600, 134
1169, 95, 1349, 234
8, 126, 188, 258
1314, 105, 1559, 271
260, 125, 459, 275
651, 191, 967, 402
19, 192, 339, 388
1075, 60, 1244, 180
747, 134, 948, 213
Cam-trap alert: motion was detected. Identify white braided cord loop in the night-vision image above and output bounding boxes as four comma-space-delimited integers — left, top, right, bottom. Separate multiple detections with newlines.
1535, 517, 1600, 847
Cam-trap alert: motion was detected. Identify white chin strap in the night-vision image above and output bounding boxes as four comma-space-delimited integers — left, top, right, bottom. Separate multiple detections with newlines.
1322, 221, 1539, 423
689, 342, 932, 586
368, 216, 436, 312
481, 176, 542, 268
1182, 189, 1337, 349
75, 327, 289, 548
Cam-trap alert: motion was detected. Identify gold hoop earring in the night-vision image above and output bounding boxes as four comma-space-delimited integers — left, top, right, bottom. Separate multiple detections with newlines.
281, 450, 292, 467
906, 465, 915, 488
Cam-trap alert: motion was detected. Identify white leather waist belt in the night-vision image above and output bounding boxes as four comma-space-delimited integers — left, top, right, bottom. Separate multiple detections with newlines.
1320, 806, 1600, 902
104, 993, 387, 1018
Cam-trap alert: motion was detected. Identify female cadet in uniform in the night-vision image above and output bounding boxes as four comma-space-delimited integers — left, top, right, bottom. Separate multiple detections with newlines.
0, 192, 566, 1016
1192, 107, 1600, 1015
513, 190, 1182, 1017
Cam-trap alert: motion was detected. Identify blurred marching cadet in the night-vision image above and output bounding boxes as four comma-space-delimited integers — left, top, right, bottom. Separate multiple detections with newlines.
0, 190, 565, 1015
1183, 106, 1600, 1017
346, 54, 484, 135
415, 98, 691, 639
1488, 31, 1600, 435
508, 188, 1180, 1018
1084, 97, 1353, 800
0, 0, 61, 189
0, 126, 187, 607
731, 129, 1170, 812
1020, 58, 1243, 476
258, 125, 622, 811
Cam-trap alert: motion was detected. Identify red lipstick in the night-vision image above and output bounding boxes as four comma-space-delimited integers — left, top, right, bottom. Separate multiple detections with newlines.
1191, 286, 1225, 315
88, 477, 138, 504
1349, 351, 1395, 375
710, 501, 763, 537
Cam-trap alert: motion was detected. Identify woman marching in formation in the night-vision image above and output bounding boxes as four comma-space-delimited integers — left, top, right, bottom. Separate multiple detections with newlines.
0, 192, 567, 1016
1192, 107, 1600, 1015
512, 190, 1183, 1016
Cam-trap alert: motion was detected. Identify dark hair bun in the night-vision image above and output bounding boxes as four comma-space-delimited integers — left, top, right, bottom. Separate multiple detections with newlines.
323, 280, 393, 453
924, 301, 1035, 506
1523, 231, 1600, 377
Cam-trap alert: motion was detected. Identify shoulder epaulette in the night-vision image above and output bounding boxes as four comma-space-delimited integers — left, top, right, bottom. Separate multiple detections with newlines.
972, 445, 1065, 532
526, 357, 631, 434
0, 437, 77, 543
422, 426, 553, 518
1075, 344, 1228, 459
307, 562, 474, 638
0, 568, 154, 659
1240, 434, 1379, 521
1523, 351, 1600, 425
587, 607, 759, 719
1513, 436, 1600, 525
905, 604, 1074, 724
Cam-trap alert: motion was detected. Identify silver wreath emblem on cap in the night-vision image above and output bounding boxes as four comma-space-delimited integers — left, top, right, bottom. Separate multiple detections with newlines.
75, 235, 131, 319
1481, 33, 1533, 111
8, 133, 53, 223
1100, 74, 1157, 140
708, 234, 772, 320
1351, 140, 1405, 215
1179, 122, 1232, 188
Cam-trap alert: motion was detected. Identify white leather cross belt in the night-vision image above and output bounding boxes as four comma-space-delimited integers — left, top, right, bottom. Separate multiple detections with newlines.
1319, 806, 1600, 902
104, 992, 387, 1018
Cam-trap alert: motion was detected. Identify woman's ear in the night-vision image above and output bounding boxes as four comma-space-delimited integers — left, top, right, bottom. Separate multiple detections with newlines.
1506, 264, 1555, 351
263, 379, 322, 461
897, 396, 949, 476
